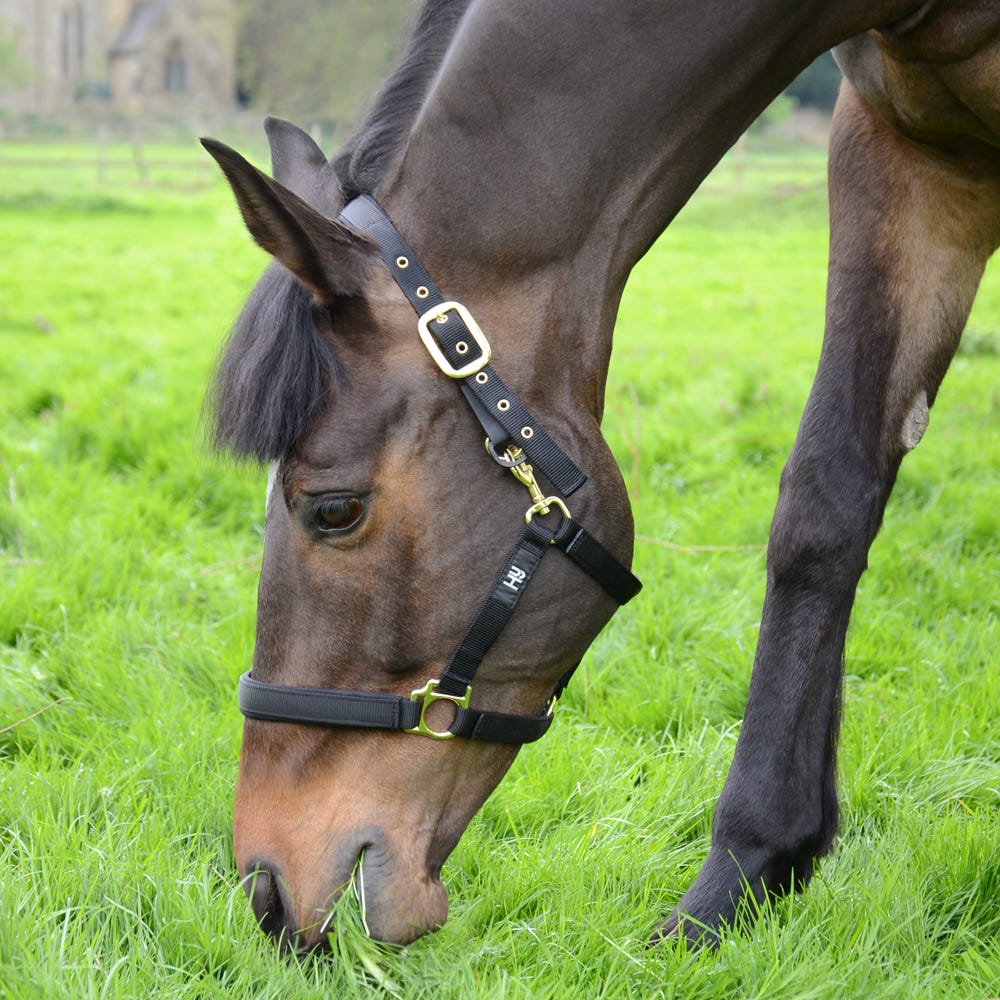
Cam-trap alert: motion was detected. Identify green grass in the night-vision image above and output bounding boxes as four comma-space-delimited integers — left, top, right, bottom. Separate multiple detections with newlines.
1, 139, 998, 999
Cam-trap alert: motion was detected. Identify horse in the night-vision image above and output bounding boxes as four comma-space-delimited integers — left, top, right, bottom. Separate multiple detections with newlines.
202, 0, 1000, 950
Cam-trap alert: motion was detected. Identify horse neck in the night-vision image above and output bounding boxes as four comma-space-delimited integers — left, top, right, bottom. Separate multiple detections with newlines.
374, 0, 920, 411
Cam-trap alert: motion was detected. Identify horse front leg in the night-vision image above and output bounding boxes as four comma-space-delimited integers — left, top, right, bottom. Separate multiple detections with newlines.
659, 83, 1000, 946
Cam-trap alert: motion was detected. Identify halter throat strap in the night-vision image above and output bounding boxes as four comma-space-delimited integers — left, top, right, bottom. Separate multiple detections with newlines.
237, 196, 641, 744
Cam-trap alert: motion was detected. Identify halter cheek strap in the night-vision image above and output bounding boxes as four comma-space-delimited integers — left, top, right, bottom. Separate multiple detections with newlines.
340, 196, 587, 496
237, 196, 641, 745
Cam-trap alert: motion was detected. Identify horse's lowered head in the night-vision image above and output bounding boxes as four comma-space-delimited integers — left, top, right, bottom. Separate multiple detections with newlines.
203, 118, 636, 948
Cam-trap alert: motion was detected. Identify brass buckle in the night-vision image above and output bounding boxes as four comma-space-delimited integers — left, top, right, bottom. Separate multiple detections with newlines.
406, 679, 472, 740
417, 301, 492, 379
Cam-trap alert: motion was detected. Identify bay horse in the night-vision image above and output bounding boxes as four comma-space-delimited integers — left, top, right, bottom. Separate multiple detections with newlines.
202, 0, 1000, 949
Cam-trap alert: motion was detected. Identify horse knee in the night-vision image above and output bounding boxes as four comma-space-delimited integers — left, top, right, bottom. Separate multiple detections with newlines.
766, 450, 879, 597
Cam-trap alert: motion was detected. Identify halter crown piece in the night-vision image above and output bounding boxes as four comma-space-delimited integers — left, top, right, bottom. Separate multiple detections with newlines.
237, 196, 641, 744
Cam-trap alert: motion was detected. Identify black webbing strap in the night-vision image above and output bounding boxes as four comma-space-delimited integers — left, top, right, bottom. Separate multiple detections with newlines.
237, 515, 639, 743
238, 670, 553, 744
553, 520, 642, 605
339, 195, 586, 496
450, 703, 554, 743
239, 671, 421, 730
436, 519, 554, 697
437, 518, 640, 698
237, 196, 642, 745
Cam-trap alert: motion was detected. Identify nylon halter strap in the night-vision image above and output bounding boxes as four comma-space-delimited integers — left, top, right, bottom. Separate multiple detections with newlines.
237, 195, 641, 745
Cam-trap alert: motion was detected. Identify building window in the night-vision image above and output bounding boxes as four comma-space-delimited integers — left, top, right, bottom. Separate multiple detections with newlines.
77, 3, 85, 65
60, 4, 86, 80
165, 41, 187, 92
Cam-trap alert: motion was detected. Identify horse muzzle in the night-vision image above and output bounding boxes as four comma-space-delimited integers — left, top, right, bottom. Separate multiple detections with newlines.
241, 833, 449, 948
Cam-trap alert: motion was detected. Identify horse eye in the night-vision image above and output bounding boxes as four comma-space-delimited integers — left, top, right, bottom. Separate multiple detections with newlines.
313, 496, 365, 533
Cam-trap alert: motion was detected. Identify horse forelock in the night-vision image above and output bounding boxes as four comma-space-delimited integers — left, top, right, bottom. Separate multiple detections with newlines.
208, 0, 477, 463
332, 0, 475, 198
209, 264, 339, 463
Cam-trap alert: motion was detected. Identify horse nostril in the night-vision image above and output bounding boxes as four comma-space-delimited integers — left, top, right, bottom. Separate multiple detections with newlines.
244, 861, 290, 943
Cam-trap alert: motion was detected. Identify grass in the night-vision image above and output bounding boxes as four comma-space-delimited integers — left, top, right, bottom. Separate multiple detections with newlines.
1, 137, 998, 998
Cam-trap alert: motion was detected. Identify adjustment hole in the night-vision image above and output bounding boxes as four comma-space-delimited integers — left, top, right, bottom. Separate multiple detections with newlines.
396, 256, 409, 269
521, 426, 534, 439
455, 341, 469, 355
416, 286, 429, 298
497, 399, 510, 412
475, 372, 489, 385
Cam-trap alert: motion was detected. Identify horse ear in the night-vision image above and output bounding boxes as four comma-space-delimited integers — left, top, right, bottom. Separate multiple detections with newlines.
263, 117, 342, 216
200, 137, 374, 301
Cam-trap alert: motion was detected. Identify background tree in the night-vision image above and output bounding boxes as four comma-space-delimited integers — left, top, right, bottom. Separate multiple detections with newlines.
785, 51, 842, 110
0, 26, 28, 96
236, 0, 415, 131
233, 5, 844, 137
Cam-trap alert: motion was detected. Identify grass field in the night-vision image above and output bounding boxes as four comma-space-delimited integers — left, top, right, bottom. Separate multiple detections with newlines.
1, 137, 998, 999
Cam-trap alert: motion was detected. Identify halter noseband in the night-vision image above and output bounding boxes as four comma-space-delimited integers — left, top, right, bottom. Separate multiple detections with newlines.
237, 196, 641, 745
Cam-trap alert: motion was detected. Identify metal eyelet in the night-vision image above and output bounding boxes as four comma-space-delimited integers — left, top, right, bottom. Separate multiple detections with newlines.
396, 256, 409, 269
521, 426, 534, 439
475, 372, 489, 385
416, 286, 429, 298
497, 399, 510, 412
456, 341, 469, 355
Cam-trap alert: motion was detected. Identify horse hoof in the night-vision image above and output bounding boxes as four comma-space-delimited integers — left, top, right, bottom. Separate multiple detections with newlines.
648, 910, 722, 950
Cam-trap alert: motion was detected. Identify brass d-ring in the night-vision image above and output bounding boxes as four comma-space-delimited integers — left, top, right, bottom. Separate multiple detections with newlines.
405, 679, 472, 740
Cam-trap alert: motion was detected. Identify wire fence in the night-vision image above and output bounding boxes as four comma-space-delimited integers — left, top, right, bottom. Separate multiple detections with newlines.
0, 112, 347, 189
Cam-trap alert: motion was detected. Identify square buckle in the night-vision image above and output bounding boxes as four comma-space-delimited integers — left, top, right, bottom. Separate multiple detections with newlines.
417, 301, 492, 379
405, 678, 472, 740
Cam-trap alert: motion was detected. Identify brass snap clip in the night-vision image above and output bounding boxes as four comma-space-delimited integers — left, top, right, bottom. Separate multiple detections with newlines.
502, 446, 573, 526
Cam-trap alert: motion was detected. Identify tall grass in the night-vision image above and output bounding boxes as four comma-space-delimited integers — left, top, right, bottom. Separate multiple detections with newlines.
1, 140, 998, 998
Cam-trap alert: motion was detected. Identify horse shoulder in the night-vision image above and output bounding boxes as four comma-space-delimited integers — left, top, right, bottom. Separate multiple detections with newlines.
835, 3, 1000, 154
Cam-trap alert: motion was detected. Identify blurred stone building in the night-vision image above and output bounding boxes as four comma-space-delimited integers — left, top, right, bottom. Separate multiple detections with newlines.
0, 0, 235, 116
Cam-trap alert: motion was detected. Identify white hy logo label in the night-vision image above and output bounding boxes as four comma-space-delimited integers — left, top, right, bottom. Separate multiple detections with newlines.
502, 565, 527, 592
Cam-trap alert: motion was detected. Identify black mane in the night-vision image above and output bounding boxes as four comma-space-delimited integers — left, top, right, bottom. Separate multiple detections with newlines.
333, 0, 474, 198
209, 263, 338, 461
211, 0, 473, 462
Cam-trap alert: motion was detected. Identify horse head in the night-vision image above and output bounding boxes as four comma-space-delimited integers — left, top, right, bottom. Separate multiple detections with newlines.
203, 118, 636, 947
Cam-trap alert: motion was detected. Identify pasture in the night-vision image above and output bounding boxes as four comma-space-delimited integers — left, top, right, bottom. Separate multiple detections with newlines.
1, 138, 998, 998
